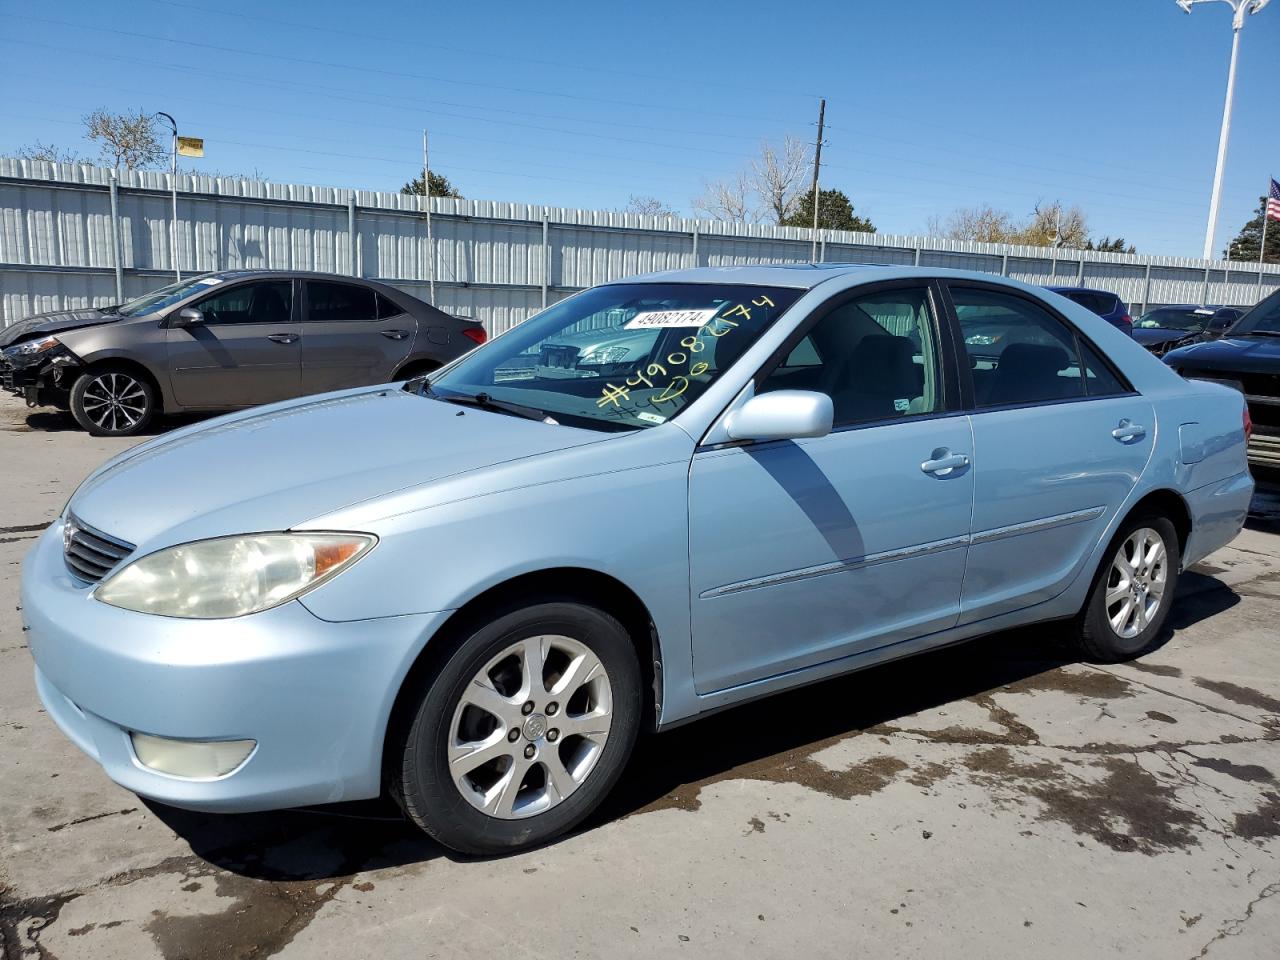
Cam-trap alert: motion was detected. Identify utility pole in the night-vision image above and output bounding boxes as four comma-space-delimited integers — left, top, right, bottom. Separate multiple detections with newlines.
155, 111, 180, 281
423, 129, 435, 303
809, 98, 826, 262
1174, 0, 1272, 260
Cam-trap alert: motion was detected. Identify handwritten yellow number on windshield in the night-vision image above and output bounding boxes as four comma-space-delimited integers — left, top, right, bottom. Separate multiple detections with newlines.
597, 383, 631, 408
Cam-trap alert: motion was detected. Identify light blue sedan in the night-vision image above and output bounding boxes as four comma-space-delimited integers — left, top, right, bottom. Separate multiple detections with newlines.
22, 265, 1253, 854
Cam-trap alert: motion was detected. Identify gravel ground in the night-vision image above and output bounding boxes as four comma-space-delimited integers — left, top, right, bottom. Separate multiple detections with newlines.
2, 395, 1279, 960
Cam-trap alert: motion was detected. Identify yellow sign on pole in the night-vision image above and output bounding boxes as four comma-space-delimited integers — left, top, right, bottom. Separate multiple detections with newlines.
176, 136, 204, 158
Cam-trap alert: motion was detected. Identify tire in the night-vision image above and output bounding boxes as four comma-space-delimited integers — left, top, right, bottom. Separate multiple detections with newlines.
394, 601, 642, 855
70, 365, 156, 436
1075, 513, 1180, 662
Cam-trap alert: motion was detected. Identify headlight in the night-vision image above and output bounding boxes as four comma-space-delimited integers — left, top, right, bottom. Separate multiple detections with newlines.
578, 345, 631, 365
95, 532, 375, 619
964, 333, 1001, 346
2, 335, 61, 358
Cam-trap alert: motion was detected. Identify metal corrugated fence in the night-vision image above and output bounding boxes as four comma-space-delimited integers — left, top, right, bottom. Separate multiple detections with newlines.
3, 157, 1278, 334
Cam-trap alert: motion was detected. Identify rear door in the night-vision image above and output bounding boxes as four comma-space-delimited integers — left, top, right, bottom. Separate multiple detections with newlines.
942, 281, 1154, 623
166, 278, 301, 408
301, 281, 415, 393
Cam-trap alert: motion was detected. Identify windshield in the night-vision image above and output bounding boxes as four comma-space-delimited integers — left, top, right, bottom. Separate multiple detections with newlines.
1137, 308, 1214, 332
115, 276, 227, 317
1232, 290, 1280, 336
427, 282, 802, 431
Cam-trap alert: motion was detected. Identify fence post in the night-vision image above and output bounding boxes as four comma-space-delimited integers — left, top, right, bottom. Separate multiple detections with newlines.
913, 246, 921, 267
1202, 265, 1211, 306
691, 223, 699, 267
1142, 263, 1153, 314
1001, 253, 1009, 277
347, 190, 358, 277
1076, 257, 1085, 285
541, 216, 550, 309
108, 170, 124, 303
818, 233, 826, 263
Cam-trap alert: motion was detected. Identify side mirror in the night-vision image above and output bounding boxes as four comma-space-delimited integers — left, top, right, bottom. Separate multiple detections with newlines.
171, 307, 204, 328
725, 390, 833, 442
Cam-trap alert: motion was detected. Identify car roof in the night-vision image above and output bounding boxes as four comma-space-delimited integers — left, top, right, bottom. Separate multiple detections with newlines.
616, 263, 1068, 291
203, 269, 393, 284
1045, 285, 1118, 296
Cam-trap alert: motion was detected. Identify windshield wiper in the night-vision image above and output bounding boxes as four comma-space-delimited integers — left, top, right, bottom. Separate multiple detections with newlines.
1238, 329, 1280, 338
419, 383, 549, 422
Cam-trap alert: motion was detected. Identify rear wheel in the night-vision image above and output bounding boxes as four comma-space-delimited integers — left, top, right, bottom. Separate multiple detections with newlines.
1075, 513, 1180, 662
69, 365, 156, 436
394, 601, 641, 855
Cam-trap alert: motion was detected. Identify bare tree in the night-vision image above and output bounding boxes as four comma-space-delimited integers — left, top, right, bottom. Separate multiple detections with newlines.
930, 205, 1019, 243
693, 171, 757, 223
751, 136, 810, 224
929, 201, 1091, 248
1021, 201, 1089, 248
83, 108, 166, 171
624, 194, 677, 217
16, 142, 82, 164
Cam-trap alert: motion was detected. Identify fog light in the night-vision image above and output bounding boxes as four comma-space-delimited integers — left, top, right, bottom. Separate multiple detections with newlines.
130, 732, 256, 779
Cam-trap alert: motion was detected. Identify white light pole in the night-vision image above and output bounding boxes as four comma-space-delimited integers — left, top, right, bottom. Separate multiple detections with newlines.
154, 111, 181, 281
1175, 0, 1271, 261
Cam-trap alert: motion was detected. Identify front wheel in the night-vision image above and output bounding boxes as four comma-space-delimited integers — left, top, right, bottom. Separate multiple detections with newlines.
1075, 514, 1180, 662
394, 601, 642, 855
69, 366, 156, 436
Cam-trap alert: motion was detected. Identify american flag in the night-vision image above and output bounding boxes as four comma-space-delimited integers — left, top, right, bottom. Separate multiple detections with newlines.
1268, 178, 1280, 223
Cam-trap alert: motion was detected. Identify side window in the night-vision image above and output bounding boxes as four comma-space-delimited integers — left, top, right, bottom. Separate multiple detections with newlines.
307, 282, 375, 323
193, 280, 292, 325
1079, 341, 1128, 396
758, 286, 943, 425
376, 292, 404, 319
954, 287, 1085, 407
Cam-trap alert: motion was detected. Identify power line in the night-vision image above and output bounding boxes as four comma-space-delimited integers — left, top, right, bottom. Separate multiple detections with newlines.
8, 14, 808, 129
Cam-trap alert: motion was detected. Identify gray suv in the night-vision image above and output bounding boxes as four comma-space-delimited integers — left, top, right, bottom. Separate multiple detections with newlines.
0, 271, 487, 435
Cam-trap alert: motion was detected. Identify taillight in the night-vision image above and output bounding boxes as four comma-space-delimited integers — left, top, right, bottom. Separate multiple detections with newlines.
461, 327, 487, 346
1243, 404, 1252, 443
1120, 314, 1132, 327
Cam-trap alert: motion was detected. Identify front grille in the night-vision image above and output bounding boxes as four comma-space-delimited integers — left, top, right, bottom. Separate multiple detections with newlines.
63, 515, 134, 583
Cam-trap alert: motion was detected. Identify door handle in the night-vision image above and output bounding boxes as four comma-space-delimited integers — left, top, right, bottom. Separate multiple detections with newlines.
267, 333, 299, 344
1112, 419, 1146, 443
921, 451, 970, 476
380, 329, 410, 341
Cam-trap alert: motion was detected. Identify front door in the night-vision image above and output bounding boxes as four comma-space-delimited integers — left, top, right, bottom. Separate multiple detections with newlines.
944, 282, 1154, 622
301, 281, 414, 393
688, 283, 974, 694
166, 279, 301, 408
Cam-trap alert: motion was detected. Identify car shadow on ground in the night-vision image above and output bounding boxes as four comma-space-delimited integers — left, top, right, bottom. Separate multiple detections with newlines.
3, 406, 213, 436
147, 570, 1241, 882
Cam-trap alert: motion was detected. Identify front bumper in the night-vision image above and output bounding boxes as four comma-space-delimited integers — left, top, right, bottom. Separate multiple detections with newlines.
22, 521, 450, 812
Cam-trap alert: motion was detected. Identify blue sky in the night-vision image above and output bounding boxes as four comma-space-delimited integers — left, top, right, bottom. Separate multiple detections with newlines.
2, 0, 1277, 257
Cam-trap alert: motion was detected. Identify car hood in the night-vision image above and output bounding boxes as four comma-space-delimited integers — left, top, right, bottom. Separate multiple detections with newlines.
0, 308, 119, 348
1132, 326, 1197, 348
68, 387, 609, 550
1164, 334, 1280, 374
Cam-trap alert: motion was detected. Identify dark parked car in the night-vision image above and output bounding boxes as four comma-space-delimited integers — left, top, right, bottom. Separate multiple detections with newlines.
1132, 305, 1243, 357
0, 271, 486, 436
1046, 286, 1134, 336
1164, 288, 1280, 468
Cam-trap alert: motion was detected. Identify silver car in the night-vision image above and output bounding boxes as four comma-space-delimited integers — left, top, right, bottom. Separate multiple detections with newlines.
0, 271, 486, 435
22, 264, 1252, 855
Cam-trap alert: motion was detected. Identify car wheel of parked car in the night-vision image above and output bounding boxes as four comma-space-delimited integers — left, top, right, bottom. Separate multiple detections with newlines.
70, 365, 156, 436
1075, 514, 1180, 662
394, 601, 642, 855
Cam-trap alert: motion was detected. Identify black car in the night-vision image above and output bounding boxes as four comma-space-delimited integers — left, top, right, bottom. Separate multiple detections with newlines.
1133, 304, 1244, 357
1163, 289, 1280, 469
0, 271, 486, 436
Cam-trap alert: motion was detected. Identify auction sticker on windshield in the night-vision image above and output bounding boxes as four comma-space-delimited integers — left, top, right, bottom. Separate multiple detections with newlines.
624, 308, 718, 330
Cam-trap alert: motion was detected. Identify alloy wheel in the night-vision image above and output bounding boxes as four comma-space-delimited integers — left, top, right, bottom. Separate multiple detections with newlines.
80, 373, 148, 433
448, 634, 613, 820
1104, 527, 1168, 640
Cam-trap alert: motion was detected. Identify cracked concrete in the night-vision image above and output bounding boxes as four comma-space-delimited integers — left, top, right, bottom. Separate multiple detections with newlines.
2, 396, 1279, 959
